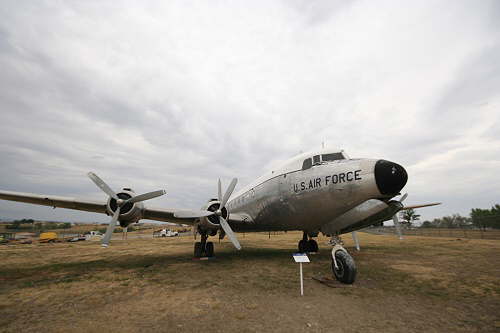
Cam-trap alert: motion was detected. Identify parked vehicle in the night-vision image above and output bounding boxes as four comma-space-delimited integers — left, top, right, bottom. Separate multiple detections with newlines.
153, 229, 179, 238
68, 234, 87, 242
84, 231, 103, 240
39, 232, 58, 243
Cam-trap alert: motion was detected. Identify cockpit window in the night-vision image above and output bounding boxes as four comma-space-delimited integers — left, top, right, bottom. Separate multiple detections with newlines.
302, 158, 312, 170
321, 153, 345, 161
313, 155, 320, 165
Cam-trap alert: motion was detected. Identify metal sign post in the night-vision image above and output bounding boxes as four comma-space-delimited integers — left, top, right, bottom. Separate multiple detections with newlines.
292, 253, 310, 296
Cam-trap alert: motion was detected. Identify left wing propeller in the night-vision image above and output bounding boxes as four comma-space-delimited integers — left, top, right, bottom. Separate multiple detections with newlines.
173, 178, 241, 250
217, 178, 241, 250
87, 172, 166, 247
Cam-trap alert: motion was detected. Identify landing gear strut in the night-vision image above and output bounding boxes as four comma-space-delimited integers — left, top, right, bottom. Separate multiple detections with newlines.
194, 233, 215, 258
329, 235, 356, 284
298, 232, 319, 253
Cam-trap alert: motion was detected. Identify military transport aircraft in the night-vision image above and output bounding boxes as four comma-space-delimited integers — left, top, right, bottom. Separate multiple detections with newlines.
0, 148, 439, 284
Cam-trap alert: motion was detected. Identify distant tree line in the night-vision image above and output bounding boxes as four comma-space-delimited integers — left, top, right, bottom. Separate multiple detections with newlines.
418, 204, 500, 230
6, 219, 72, 230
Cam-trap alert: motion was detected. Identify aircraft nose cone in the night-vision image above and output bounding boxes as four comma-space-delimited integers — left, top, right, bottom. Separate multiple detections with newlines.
375, 160, 408, 195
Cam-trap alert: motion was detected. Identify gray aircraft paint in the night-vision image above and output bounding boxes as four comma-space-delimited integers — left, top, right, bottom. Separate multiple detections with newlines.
221, 153, 386, 234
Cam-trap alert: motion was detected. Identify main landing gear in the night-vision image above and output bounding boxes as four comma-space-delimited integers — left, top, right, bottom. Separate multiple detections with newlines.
298, 231, 319, 253
194, 233, 215, 258
329, 235, 357, 284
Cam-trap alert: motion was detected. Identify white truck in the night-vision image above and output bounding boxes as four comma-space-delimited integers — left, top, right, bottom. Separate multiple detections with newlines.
154, 229, 179, 238
85, 230, 102, 240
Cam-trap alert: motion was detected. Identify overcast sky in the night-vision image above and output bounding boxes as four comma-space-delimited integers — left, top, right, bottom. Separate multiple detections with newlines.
0, 1, 499, 224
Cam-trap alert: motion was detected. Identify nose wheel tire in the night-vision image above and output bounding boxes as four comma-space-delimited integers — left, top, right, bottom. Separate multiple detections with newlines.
332, 250, 357, 284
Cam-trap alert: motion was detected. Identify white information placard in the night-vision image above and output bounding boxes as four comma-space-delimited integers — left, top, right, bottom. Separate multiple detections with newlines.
293, 253, 310, 296
293, 253, 310, 263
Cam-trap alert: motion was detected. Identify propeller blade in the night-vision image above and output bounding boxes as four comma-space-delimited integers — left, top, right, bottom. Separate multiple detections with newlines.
220, 178, 238, 208
219, 216, 241, 250
88, 172, 118, 200
102, 207, 120, 247
218, 179, 222, 203
392, 213, 404, 240
125, 190, 166, 204
174, 210, 215, 218
399, 193, 408, 203
402, 202, 441, 210
352, 231, 360, 251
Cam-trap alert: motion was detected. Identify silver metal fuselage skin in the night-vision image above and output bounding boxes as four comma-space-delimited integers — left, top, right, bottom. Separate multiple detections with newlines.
227, 158, 382, 233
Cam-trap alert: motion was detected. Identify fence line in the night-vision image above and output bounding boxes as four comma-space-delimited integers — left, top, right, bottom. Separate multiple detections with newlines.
380, 227, 500, 240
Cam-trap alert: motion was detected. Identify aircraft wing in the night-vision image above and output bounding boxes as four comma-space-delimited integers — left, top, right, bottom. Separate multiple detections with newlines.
142, 207, 193, 225
0, 189, 249, 226
0, 190, 107, 214
142, 207, 251, 226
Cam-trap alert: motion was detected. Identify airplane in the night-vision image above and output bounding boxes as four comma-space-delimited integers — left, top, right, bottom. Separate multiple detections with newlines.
0, 147, 440, 284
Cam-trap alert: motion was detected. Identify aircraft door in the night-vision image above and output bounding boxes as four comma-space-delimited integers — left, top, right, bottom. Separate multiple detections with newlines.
278, 173, 291, 204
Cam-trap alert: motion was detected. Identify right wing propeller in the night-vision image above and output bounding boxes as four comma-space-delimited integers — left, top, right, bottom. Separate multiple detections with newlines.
87, 172, 166, 247
392, 213, 404, 240
391, 193, 407, 240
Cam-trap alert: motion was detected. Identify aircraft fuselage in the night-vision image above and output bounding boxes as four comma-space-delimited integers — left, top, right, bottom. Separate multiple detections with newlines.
226, 156, 406, 234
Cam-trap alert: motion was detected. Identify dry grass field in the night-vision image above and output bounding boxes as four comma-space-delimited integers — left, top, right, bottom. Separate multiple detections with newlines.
0, 231, 499, 332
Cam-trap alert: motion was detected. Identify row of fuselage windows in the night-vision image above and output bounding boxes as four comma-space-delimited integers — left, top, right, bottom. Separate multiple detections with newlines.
302, 153, 345, 170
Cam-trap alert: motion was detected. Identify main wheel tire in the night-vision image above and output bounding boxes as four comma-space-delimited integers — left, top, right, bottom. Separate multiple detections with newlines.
332, 250, 357, 284
205, 242, 214, 257
194, 242, 203, 258
308, 239, 319, 252
298, 240, 308, 253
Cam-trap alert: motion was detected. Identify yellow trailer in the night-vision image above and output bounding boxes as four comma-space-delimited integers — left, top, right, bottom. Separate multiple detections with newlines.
39, 232, 58, 243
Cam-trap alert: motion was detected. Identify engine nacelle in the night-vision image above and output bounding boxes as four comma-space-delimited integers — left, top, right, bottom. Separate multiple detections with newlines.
106, 188, 143, 227
198, 199, 229, 230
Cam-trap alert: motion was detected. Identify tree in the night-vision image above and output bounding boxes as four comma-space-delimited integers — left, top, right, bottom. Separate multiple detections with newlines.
471, 206, 500, 230
400, 209, 420, 228
491, 205, 500, 229
421, 221, 433, 228
427, 214, 470, 228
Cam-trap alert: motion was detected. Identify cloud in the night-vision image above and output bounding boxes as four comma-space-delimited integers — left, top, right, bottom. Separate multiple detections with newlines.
0, 0, 499, 224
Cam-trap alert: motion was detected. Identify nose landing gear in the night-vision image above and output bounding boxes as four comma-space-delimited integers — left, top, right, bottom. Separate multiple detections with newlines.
329, 235, 356, 284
